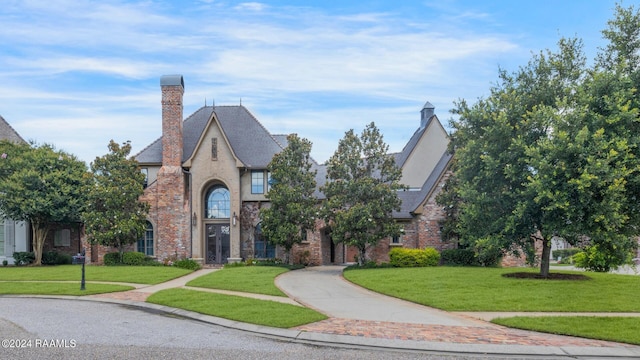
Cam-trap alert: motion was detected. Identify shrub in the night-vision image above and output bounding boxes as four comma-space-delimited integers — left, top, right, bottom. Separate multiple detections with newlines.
573, 244, 634, 272
12, 252, 35, 266
42, 251, 72, 265
473, 237, 503, 267
2, 260, 8, 266
122, 251, 147, 266
389, 247, 440, 267
173, 258, 202, 270
103, 252, 122, 266
441, 248, 476, 266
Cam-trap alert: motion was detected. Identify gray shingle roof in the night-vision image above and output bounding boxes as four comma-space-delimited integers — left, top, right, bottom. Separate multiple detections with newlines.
135, 105, 285, 168
0, 115, 26, 144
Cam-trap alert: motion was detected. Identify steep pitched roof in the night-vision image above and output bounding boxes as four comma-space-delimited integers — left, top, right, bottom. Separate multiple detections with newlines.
135, 105, 285, 168
392, 151, 452, 219
0, 115, 26, 144
394, 115, 434, 168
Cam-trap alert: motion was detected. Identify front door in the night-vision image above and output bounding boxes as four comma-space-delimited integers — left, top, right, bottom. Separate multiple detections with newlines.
206, 224, 230, 264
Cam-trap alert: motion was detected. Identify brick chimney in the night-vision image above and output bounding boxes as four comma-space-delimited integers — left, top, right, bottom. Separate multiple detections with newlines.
160, 75, 184, 167
420, 101, 435, 129
157, 74, 189, 260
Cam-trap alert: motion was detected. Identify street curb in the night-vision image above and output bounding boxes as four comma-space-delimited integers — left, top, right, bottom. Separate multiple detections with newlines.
4, 295, 640, 359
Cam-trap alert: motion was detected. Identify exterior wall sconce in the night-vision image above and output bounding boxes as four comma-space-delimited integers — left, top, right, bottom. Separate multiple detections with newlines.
192, 212, 197, 226
232, 212, 237, 226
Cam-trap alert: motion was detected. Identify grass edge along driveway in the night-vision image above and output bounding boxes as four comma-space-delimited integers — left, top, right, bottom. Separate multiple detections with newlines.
147, 287, 327, 328
343, 266, 640, 345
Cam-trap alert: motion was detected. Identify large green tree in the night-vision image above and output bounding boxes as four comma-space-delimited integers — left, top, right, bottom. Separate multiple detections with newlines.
82, 140, 149, 259
260, 134, 317, 264
440, 4, 640, 276
0, 141, 88, 265
322, 122, 405, 265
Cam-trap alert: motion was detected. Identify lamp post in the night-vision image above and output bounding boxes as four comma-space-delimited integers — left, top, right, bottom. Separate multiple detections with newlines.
80, 247, 86, 291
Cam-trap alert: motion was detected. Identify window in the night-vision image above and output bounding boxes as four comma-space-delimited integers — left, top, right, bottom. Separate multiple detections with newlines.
206, 185, 230, 218
251, 171, 264, 194
392, 235, 402, 244
254, 223, 275, 258
137, 222, 154, 256
141, 168, 148, 188
266, 171, 272, 192
54, 229, 71, 247
211, 138, 218, 160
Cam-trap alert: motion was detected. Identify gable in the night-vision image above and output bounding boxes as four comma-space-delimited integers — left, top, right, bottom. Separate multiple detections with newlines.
135, 105, 285, 168
398, 115, 449, 188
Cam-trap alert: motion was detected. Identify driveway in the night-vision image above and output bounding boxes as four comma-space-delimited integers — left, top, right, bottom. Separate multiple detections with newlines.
275, 265, 483, 327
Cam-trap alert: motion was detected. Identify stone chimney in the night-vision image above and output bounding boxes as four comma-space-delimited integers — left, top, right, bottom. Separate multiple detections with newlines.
160, 75, 184, 167
420, 101, 435, 129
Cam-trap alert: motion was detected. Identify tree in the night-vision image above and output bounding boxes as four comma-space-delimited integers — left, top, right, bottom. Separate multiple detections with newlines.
260, 134, 317, 264
82, 140, 149, 260
0, 141, 88, 265
440, 37, 588, 276
440, 4, 640, 276
322, 122, 405, 266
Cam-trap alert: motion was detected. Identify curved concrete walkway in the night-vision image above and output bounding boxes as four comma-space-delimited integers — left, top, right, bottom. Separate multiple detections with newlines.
275, 265, 479, 326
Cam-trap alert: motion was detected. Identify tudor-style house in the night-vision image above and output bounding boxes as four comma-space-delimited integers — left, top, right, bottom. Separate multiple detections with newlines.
84, 75, 457, 265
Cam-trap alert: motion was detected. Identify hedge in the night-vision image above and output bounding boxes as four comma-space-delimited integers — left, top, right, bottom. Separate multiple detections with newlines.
389, 247, 440, 267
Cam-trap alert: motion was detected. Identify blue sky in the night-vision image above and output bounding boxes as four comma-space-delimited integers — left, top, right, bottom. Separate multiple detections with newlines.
0, 0, 635, 164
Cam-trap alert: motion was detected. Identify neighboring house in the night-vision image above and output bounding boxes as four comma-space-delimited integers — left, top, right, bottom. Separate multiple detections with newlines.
0, 115, 29, 264
84, 75, 458, 265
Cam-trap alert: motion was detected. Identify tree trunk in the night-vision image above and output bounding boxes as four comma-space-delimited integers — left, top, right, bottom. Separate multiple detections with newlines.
31, 222, 48, 266
539, 237, 551, 277
358, 246, 366, 266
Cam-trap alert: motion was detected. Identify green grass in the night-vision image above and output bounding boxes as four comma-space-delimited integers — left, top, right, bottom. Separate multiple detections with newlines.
0, 281, 134, 295
0, 265, 192, 284
147, 288, 327, 328
187, 266, 288, 296
343, 267, 640, 312
493, 316, 640, 345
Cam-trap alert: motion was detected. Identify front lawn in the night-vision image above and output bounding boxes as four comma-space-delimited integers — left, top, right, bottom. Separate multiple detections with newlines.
493, 316, 640, 345
0, 265, 192, 284
147, 288, 327, 328
187, 266, 288, 296
0, 281, 134, 295
343, 267, 640, 312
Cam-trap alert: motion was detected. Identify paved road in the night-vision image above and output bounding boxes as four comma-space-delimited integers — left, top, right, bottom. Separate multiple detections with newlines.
275, 265, 481, 326
0, 298, 490, 360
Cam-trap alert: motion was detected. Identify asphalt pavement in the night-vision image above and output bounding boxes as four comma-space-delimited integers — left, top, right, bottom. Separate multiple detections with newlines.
2, 265, 640, 359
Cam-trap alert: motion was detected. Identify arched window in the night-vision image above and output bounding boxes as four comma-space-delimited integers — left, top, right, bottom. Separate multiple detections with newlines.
137, 221, 154, 256
206, 185, 230, 219
254, 223, 275, 258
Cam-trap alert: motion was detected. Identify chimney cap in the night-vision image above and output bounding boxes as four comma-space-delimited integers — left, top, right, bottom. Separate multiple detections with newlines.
160, 74, 184, 88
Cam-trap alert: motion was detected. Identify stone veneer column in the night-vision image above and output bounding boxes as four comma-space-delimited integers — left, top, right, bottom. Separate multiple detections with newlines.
156, 75, 189, 260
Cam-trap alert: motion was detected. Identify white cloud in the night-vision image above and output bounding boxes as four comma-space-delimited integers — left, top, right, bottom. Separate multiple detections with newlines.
0, 0, 524, 164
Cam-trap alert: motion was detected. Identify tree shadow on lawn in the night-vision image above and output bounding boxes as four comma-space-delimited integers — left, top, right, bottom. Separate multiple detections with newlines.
503, 272, 591, 280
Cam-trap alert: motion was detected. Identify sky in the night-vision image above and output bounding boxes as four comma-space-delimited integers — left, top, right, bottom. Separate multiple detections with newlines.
0, 0, 636, 165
